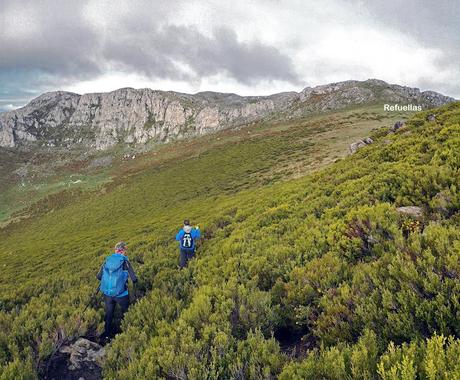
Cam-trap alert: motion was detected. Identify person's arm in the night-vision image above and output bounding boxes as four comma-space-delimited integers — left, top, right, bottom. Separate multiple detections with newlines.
175, 230, 184, 241
96, 264, 103, 280
124, 260, 138, 283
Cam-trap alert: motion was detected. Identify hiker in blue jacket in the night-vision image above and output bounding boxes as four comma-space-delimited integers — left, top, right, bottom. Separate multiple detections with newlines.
176, 219, 201, 268
97, 241, 137, 341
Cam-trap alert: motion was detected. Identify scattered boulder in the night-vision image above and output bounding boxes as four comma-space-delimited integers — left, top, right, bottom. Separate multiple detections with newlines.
349, 137, 373, 154
426, 114, 436, 122
363, 137, 373, 144
45, 338, 105, 379
59, 338, 106, 370
349, 141, 365, 154
390, 120, 405, 132
13, 165, 29, 178
396, 206, 423, 219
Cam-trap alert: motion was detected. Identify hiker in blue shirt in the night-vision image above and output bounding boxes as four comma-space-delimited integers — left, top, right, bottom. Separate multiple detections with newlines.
175, 219, 201, 268
97, 241, 137, 341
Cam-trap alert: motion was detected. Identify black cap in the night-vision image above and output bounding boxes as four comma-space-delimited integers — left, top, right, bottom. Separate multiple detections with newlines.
184, 219, 190, 226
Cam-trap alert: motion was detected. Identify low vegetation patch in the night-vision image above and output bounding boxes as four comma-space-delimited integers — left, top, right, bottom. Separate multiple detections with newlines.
0, 103, 459, 378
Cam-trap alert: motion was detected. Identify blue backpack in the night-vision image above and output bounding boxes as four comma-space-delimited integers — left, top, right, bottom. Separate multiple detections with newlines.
180, 231, 195, 251
100, 254, 128, 297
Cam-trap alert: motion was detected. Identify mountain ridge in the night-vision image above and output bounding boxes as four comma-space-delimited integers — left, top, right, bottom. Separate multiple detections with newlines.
0, 79, 455, 150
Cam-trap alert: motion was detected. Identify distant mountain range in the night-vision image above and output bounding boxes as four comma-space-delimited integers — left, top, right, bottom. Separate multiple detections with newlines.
0, 79, 455, 150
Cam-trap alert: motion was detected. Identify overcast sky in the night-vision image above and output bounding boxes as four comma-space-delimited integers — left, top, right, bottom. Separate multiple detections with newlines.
0, 0, 459, 111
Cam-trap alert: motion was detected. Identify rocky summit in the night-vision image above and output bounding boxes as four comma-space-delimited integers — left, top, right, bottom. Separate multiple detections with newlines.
0, 79, 455, 151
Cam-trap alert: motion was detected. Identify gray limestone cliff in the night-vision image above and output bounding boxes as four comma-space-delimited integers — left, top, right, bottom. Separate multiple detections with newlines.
0, 79, 455, 150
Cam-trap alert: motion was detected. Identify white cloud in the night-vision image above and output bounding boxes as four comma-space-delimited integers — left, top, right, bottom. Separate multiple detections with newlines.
64, 70, 296, 96
77, 0, 456, 95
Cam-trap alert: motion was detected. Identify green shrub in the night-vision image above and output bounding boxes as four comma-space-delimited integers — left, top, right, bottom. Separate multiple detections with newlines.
1, 102, 460, 378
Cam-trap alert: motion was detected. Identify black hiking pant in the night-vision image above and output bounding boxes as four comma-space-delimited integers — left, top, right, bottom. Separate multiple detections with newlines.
103, 294, 129, 337
179, 249, 195, 269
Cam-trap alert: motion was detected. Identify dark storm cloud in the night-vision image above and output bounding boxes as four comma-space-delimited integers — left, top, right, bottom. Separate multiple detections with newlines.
103, 23, 299, 85
0, 0, 300, 104
0, 0, 103, 107
0, 0, 101, 78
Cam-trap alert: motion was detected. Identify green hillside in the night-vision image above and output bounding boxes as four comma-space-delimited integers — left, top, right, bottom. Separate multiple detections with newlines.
1, 102, 460, 379
0, 105, 406, 224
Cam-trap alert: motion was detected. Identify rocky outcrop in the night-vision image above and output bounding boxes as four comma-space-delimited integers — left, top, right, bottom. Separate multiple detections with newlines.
59, 338, 105, 371
0, 79, 455, 151
294, 79, 455, 116
0, 91, 81, 148
349, 137, 373, 153
390, 121, 405, 132
426, 114, 437, 122
396, 206, 424, 218
45, 338, 105, 380
0, 88, 286, 150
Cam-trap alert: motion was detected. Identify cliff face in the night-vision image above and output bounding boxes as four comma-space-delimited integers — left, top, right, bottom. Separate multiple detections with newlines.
0, 79, 455, 150
0, 88, 289, 150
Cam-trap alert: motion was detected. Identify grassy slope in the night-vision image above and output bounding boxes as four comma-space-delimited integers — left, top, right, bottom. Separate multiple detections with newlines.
0, 105, 407, 224
0, 105, 407, 305
0, 148, 112, 224
1, 103, 459, 378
